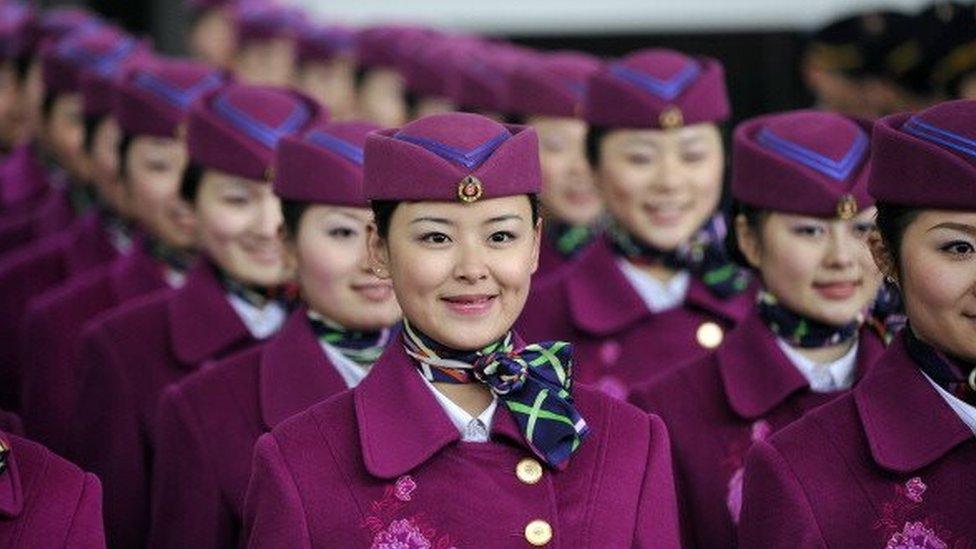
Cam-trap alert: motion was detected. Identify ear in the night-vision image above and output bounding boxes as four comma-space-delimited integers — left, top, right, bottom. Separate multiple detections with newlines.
529, 217, 542, 275
734, 213, 763, 270
366, 222, 391, 279
868, 230, 897, 284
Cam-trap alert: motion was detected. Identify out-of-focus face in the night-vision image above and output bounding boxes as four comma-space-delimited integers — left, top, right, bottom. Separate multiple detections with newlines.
357, 68, 407, 128
297, 57, 358, 121
956, 73, 976, 101
125, 135, 194, 248
412, 97, 455, 120
873, 210, 976, 362
89, 116, 128, 215
290, 205, 400, 331
737, 209, 881, 326
235, 38, 296, 87
194, 169, 287, 287
43, 92, 87, 179
803, 65, 873, 117
529, 115, 602, 227
596, 123, 724, 251
188, 7, 237, 69
0, 62, 19, 149
368, 195, 540, 350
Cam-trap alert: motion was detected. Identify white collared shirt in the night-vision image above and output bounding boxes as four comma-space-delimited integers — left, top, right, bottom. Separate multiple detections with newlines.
226, 294, 288, 340
420, 373, 498, 442
616, 259, 691, 313
922, 374, 976, 436
777, 339, 860, 393
320, 342, 372, 389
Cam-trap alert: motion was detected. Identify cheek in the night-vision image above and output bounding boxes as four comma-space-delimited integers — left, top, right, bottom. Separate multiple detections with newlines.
901, 255, 962, 314
760, 239, 820, 294
197, 203, 247, 252
298, 239, 354, 291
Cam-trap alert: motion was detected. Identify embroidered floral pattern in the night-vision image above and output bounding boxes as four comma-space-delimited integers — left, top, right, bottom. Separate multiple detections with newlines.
395, 476, 417, 502
372, 519, 433, 549
363, 477, 457, 549
726, 420, 771, 523
904, 477, 927, 504
885, 521, 947, 549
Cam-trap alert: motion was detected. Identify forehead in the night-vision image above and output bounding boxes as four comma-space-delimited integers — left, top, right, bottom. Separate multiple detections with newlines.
909, 210, 976, 232
603, 122, 719, 147
202, 168, 263, 189
393, 195, 533, 223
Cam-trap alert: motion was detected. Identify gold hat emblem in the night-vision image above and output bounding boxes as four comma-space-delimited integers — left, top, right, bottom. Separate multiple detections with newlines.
458, 175, 484, 203
659, 106, 684, 129
837, 194, 858, 220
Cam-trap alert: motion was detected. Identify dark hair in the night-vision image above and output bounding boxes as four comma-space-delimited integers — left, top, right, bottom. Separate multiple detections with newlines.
12, 55, 32, 83
584, 124, 608, 168
83, 114, 103, 155
179, 161, 206, 203
117, 132, 134, 180
874, 201, 922, 273
41, 89, 58, 120
353, 65, 369, 90
370, 193, 542, 239
280, 198, 310, 238
725, 200, 770, 269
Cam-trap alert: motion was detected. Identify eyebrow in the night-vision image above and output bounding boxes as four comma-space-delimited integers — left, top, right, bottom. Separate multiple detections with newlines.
409, 214, 525, 226
410, 217, 453, 226
927, 222, 976, 235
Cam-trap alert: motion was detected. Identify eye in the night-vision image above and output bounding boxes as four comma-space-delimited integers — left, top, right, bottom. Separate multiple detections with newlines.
852, 221, 875, 237
327, 227, 356, 239
489, 231, 516, 244
939, 240, 975, 256
681, 149, 708, 163
624, 153, 654, 165
419, 232, 451, 245
221, 193, 250, 206
145, 159, 172, 173
790, 225, 826, 237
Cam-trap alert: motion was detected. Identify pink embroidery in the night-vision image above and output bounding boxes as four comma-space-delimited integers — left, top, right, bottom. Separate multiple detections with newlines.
395, 475, 416, 502
885, 521, 947, 549
725, 420, 772, 523
599, 340, 622, 365
372, 519, 433, 549
904, 477, 927, 504
595, 375, 628, 400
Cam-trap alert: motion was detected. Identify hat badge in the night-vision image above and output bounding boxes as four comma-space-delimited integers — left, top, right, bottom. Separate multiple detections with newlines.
659, 106, 684, 129
837, 194, 857, 220
458, 175, 484, 203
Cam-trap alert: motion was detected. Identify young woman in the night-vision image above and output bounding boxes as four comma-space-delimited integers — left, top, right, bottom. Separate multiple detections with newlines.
631, 110, 886, 548
295, 24, 358, 121
19, 56, 226, 455
67, 83, 323, 548
509, 52, 605, 276
242, 112, 680, 548
355, 26, 411, 128
739, 99, 976, 546
519, 49, 756, 400
231, 0, 299, 87
149, 120, 401, 549
185, 0, 236, 69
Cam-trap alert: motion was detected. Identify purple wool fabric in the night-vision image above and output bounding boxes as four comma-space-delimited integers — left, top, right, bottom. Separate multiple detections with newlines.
233, 0, 302, 45
733, 110, 875, 217
241, 338, 681, 547
148, 307, 354, 549
631, 310, 886, 548
115, 56, 229, 138
509, 51, 602, 119
0, 2, 36, 61
296, 24, 356, 64
450, 44, 536, 113
868, 99, 976, 209
364, 112, 541, 201
584, 48, 729, 129
186, 83, 325, 182
400, 33, 472, 100
738, 333, 976, 547
274, 120, 380, 206
41, 25, 140, 95
37, 7, 100, 44
0, 430, 105, 548
356, 25, 422, 70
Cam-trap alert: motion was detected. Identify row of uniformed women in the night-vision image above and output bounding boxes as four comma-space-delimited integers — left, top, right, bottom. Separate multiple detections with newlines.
0, 3, 973, 549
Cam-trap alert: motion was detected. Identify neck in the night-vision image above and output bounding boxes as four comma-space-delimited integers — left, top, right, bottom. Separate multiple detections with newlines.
793, 337, 857, 364
635, 261, 679, 283
432, 382, 493, 417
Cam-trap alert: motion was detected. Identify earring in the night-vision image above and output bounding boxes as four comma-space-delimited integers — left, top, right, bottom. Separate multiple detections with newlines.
885, 275, 897, 285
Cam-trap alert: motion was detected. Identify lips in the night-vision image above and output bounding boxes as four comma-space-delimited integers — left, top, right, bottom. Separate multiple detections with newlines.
813, 280, 862, 300
441, 294, 498, 316
241, 242, 283, 266
352, 282, 394, 302
643, 201, 692, 227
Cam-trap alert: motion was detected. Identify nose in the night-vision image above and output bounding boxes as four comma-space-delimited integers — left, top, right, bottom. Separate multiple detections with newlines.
452, 241, 489, 284
823, 226, 858, 270
650, 152, 682, 193
255, 192, 284, 239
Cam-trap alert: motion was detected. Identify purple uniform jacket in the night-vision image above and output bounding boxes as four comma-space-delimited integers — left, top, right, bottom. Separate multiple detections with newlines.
631, 311, 886, 548
738, 333, 976, 548
518, 239, 756, 400
0, 430, 106, 548
535, 231, 592, 280
0, 410, 21, 436
0, 143, 51, 214
20, 242, 170, 454
0, 176, 73, 257
149, 307, 354, 549
242, 338, 681, 548
69, 260, 266, 549
0, 211, 120, 410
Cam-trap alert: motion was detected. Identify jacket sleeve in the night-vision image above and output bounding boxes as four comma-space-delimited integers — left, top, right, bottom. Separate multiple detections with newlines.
64, 472, 107, 549
148, 384, 236, 549
19, 302, 74, 453
68, 326, 148, 549
243, 433, 312, 549
738, 440, 827, 549
633, 413, 681, 549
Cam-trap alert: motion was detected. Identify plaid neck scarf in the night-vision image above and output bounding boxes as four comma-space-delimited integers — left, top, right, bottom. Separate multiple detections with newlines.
866, 281, 908, 344
217, 268, 300, 310
904, 326, 975, 406
546, 221, 597, 259
757, 289, 862, 348
307, 310, 394, 366
401, 320, 589, 469
607, 214, 752, 299
143, 235, 196, 276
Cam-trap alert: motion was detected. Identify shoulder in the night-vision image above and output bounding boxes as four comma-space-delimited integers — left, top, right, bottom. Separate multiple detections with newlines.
6, 433, 98, 510
166, 347, 264, 421
81, 287, 173, 339
27, 265, 113, 320
631, 352, 720, 415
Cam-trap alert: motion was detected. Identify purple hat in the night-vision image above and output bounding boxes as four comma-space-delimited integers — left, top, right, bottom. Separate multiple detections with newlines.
364, 112, 541, 202
296, 24, 356, 65
37, 7, 100, 43
234, 0, 303, 45
451, 44, 535, 113
79, 48, 150, 119
732, 110, 874, 218
275, 120, 381, 206
868, 100, 976, 210
115, 57, 229, 138
584, 48, 730, 130
186, 83, 326, 182
400, 33, 472, 99
356, 25, 425, 70
185, 0, 233, 13
42, 26, 141, 95
509, 51, 602, 118
0, 2, 36, 61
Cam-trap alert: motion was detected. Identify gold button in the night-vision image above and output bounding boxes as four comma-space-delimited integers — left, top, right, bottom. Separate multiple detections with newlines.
524, 519, 553, 546
516, 457, 543, 485
696, 322, 724, 349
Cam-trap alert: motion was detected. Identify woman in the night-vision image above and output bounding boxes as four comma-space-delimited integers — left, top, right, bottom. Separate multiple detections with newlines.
242, 112, 680, 547
739, 99, 976, 546
295, 24, 358, 121
148, 120, 401, 548
519, 48, 756, 399
508, 52, 605, 276
67, 82, 323, 548
632, 110, 886, 547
